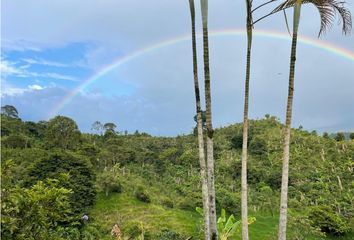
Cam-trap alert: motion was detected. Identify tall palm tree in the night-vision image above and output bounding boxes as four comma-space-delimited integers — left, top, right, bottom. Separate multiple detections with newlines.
240, 1, 283, 238
269, 1, 352, 239
188, 0, 210, 239
240, 1, 253, 239
200, 0, 218, 239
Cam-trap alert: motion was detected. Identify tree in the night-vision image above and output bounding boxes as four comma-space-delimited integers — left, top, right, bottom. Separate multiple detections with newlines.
26, 151, 96, 214
1, 105, 19, 119
1, 160, 74, 240
104, 122, 117, 133
91, 121, 104, 135
188, 0, 210, 238
96, 166, 122, 197
335, 132, 345, 141
349, 132, 354, 140
239, 1, 278, 237
200, 0, 218, 238
240, 1, 253, 238
270, 1, 352, 239
323, 132, 329, 138
45, 116, 81, 149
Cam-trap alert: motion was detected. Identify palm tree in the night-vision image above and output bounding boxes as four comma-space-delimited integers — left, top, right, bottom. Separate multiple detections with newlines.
240, 1, 253, 239
188, 0, 210, 239
240, 1, 283, 238
200, 0, 218, 239
269, 1, 352, 239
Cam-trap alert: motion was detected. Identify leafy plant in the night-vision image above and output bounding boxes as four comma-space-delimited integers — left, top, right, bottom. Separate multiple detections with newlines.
217, 209, 255, 240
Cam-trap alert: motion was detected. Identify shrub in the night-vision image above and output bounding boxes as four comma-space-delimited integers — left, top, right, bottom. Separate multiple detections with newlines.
216, 188, 240, 216
135, 186, 150, 203
308, 205, 350, 235
25, 151, 96, 214
96, 170, 122, 197
161, 197, 174, 208
2, 134, 29, 149
156, 228, 186, 240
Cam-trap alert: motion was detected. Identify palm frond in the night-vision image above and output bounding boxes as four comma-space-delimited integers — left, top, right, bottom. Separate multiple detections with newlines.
271, 0, 352, 36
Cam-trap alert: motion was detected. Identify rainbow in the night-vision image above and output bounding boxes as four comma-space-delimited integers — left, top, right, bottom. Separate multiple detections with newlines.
49, 28, 354, 118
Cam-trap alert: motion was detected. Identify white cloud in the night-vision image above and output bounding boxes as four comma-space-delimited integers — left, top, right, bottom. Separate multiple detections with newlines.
28, 84, 44, 90
0, 59, 77, 81
1, 81, 46, 97
0, 60, 22, 75
22, 58, 70, 67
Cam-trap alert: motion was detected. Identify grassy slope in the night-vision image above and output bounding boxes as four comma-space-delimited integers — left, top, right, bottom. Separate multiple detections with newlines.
91, 194, 354, 239
91, 193, 201, 239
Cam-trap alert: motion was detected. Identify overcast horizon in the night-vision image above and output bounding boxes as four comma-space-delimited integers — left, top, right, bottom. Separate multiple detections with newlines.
1, 0, 354, 136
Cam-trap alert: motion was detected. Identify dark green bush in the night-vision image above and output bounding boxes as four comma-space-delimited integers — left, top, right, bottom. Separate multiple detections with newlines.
308, 205, 350, 235
156, 228, 186, 240
111, 182, 122, 193
25, 151, 96, 214
230, 134, 243, 149
135, 187, 151, 203
216, 188, 240, 216
2, 134, 29, 149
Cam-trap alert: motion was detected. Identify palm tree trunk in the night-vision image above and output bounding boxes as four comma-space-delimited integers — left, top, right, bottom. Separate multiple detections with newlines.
278, 1, 302, 240
188, 1, 210, 239
241, 2, 252, 239
200, 0, 217, 239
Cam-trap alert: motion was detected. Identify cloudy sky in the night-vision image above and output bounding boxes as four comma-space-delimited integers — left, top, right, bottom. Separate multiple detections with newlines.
1, 0, 353, 136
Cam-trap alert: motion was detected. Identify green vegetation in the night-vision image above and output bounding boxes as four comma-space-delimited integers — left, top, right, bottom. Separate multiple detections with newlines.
1, 108, 353, 239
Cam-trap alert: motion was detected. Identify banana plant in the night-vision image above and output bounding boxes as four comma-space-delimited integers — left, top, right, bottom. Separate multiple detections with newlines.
197, 208, 255, 240
217, 209, 256, 240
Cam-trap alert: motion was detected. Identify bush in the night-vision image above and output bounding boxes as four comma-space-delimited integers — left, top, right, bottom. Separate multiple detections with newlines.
230, 134, 243, 149
124, 223, 152, 239
308, 205, 350, 235
156, 228, 186, 240
2, 134, 29, 149
249, 136, 267, 155
216, 188, 240, 216
96, 170, 122, 197
26, 151, 96, 214
161, 197, 174, 208
135, 186, 151, 203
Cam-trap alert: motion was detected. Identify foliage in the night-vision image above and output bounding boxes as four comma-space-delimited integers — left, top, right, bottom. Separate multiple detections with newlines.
96, 166, 122, 196
309, 206, 350, 236
350, 132, 354, 140
45, 115, 81, 149
217, 209, 255, 240
135, 186, 151, 203
25, 151, 96, 214
1, 105, 19, 119
335, 132, 346, 142
2, 110, 354, 239
1, 177, 74, 239
1, 134, 29, 149
156, 228, 186, 240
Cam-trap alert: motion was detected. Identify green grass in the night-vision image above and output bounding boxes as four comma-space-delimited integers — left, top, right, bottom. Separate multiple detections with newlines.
90, 193, 353, 239
90, 193, 200, 239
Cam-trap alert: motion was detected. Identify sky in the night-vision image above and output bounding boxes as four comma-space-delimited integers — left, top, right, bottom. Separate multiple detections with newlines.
1, 0, 354, 136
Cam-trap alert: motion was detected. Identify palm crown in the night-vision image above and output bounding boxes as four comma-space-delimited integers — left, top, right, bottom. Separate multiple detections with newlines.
272, 0, 352, 36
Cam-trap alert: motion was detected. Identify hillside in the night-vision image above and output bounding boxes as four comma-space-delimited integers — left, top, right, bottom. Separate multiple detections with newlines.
1, 113, 353, 239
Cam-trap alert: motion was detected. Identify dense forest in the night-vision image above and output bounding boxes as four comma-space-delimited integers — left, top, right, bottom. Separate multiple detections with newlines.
1, 105, 353, 239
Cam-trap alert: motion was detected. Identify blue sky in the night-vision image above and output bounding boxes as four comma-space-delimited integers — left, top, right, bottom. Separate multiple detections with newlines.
1, 0, 354, 135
